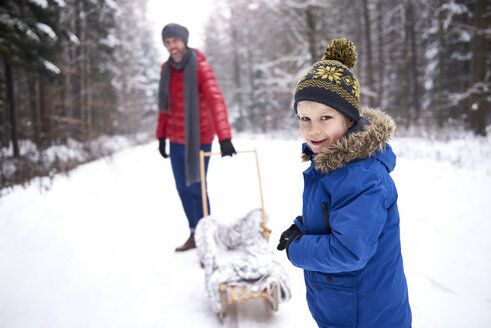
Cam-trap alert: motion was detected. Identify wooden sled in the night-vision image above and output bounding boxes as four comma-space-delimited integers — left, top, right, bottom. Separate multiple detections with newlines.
199, 149, 278, 319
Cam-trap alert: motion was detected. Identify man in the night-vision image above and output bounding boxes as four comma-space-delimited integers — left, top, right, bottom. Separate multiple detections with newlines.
156, 23, 236, 252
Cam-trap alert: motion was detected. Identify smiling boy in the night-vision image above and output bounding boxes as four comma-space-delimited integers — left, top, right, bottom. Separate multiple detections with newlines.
277, 39, 412, 327
298, 101, 354, 153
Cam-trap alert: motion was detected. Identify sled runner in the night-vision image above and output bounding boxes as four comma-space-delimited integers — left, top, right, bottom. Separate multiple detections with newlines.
196, 149, 290, 319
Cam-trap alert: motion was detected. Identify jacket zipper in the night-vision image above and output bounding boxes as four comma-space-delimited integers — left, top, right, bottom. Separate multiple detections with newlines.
322, 202, 332, 234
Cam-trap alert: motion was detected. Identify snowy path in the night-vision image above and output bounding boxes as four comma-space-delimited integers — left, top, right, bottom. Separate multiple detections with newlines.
1, 136, 490, 327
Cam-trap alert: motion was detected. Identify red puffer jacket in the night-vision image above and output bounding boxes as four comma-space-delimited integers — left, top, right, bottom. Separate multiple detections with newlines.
155, 49, 232, 145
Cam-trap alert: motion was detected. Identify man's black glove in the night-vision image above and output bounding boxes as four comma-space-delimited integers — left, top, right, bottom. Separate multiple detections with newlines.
158, 138, 168, 158
277, 223, 303, 258
219, 139, 236, 157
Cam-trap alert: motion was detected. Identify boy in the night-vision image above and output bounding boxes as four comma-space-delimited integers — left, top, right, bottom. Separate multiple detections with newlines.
277, 39, 412, 327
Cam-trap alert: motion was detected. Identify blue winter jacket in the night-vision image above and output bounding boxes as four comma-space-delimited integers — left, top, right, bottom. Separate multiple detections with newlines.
288, 109, 411, 328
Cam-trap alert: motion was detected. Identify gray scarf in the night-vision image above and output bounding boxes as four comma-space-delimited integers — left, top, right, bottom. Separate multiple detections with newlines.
159, 49, 200, 186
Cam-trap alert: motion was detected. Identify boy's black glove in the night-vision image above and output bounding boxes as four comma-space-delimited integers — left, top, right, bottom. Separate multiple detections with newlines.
219, 139, 236, 157
277, 223, 303, 259
159, 138, 168, 158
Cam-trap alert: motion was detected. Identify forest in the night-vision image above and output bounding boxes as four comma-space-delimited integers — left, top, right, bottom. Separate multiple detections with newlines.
204, 0, 489, 134
0, 0, 160, 189
0, 0, 489, 191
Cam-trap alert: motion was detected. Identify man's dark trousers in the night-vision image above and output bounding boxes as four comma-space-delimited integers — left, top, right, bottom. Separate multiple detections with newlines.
169, 142, 212, 232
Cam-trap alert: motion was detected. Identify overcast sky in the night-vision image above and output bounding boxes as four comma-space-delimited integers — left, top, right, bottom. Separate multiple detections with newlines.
146, 0, 215, 58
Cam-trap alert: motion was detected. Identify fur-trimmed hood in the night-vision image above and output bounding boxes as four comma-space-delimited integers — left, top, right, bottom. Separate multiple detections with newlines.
302, 108, 396, 174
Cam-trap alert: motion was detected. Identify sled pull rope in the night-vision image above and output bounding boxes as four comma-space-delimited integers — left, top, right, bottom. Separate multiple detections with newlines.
199, 149, 270, 240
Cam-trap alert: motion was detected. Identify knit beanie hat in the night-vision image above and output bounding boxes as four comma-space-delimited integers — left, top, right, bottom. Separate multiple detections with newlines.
294, 38, 360, 122
161, 23, 189, 45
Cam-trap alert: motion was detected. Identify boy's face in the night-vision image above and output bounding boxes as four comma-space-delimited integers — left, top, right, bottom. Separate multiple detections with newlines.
163, 37, 187, 63
298, 101, 354, 154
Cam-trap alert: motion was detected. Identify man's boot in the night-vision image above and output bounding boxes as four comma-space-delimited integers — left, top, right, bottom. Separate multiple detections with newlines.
175, 233, 196, 252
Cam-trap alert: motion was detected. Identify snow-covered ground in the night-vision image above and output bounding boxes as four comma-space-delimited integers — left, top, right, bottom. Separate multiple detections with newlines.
0, 134, 490, 327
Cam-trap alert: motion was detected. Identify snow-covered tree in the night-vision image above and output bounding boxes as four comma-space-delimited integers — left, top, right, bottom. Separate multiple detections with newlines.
59, 0, 119, 140
203, 0, 489, 135
113, 0, 160, 135
0, 0, 161, 189
0, 0, 65, 155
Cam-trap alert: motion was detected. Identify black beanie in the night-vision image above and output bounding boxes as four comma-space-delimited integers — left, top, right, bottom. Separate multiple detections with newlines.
161, 23, 189, 45
294, 38, 360, 122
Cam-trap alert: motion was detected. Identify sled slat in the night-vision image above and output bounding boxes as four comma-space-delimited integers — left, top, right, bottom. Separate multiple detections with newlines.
230, 286, 239, 301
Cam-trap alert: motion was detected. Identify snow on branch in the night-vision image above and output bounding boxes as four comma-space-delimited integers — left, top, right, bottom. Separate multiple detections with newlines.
18, 23, 41, 42
28, 0, 48, 8
36, 23, 58, 41
445, 82, 490, 107
42, 59, 61, 74
67, 31, 80, 45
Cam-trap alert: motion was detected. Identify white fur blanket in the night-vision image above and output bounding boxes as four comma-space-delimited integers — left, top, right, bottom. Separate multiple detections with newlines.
195, 209, 291, 313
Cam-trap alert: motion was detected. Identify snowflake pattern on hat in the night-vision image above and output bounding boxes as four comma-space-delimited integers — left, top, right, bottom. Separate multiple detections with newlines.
295, 39, 360, 122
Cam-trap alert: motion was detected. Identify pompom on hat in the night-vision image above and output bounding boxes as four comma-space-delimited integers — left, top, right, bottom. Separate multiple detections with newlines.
294, 38, 360, 122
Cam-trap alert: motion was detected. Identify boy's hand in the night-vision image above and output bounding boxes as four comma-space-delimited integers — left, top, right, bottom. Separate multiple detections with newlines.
277, 224, 303, 251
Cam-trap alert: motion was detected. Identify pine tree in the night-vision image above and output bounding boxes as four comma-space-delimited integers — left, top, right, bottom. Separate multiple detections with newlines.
0, 0, 64, 156
113, 0, 160, 135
